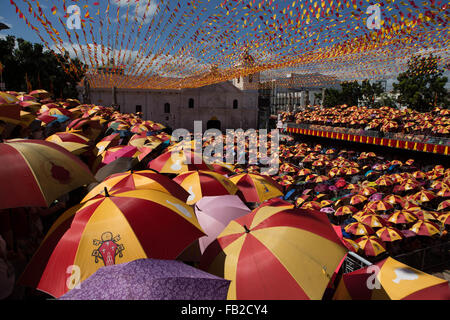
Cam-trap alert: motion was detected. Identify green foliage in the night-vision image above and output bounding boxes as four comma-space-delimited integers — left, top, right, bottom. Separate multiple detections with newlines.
0, 35, 86, 98
340, 80, 362, 106
393, 54, 448, 112
322, 88, 342, 108
360, 80, 384, 108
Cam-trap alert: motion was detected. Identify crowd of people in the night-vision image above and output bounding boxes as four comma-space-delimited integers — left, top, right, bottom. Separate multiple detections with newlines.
0, 89, 449, 300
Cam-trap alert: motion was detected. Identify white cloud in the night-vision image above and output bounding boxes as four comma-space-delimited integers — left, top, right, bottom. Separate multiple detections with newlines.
113, 0, 159, 24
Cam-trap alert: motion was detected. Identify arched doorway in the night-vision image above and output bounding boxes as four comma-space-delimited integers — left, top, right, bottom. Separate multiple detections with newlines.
207, 116, 221, 131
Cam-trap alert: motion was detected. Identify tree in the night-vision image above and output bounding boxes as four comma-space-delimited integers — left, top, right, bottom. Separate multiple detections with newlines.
0, 35, 86, 98
393, 54, 448, 111
360, 80, 384, 108
322, 88, 342, 108
340, 80, 362, 106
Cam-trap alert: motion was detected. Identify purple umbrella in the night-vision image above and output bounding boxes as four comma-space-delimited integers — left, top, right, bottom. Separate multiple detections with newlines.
59, 259, 230, 300
195, 195, 251, 253
368, 193, 384, 202
320, 207, 335, 214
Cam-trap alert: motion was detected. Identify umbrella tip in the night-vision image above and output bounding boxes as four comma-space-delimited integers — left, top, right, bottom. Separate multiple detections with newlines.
243, 225, 251, 233
104, 187, 110, 197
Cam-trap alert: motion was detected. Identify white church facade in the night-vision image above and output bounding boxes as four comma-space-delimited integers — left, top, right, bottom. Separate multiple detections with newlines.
85, 78, 259, 132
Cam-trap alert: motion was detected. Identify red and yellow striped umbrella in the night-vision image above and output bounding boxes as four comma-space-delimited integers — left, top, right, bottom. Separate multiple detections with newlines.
409, 221, 441, 236
0, 103, 21, 125
295, 195, 310, 207
356, 214, 389, 228
413, 210, 439, 221
95, 133, 120, 155
387, 210, 419, 224
0, 92, 19, 105
430, 181, 449, 191
148, 149, 211, 174
344, 222, 375, 236
349, 195, 367, 206
229, 173, 283, 203
199, 206, 347, 300
384, 195, 406, 207
335, 205, 358, 216
0, 139, 95, 209
297, 168, 312, 177
412, 171, 427, 180
301, 201, 322, 211
436, 188, 450, 198
437, 200, 450, 211
173, 170, 238, 205
366, 200, 393, 212
357, 235, 386, 257
82, 170, 189, 203
359, 187, 377, 197
320, 200, 334, 208
37, 189, 205, 298
376, 226, 404, 242
410, 190, 436, 203
438, 213, 450, 225
46, 132, 91, 155
333, 257, 450, 300
29, 89, 51, 99
375, 176, 394, 186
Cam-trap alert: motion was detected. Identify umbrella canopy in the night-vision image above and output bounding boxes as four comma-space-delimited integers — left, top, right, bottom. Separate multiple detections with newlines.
174, 170, 238, 205
46, 131, 91, 155
410, 190, 436, 203
409, 221, 441, 236
18, 204, 84, 289
0, 139, 95, 209
94, 157, 137, 182
37, 189, 205, 298
229, 173, 283, 203
59, 258, 230, 300
366, 200, 393, 212
83, 170, 190, 203
101, 145, 139, 165
148, 149, 211, 174
344, 222, 375, 236
0, 92, 19, 105
335, 205, 358, 216
200, 206, 347, 300
350, 195, 367, 206
357, 235, 386, 257
194, 195, 251, 253
95, 133, 120, 155
376, 226, 405, 242
387, 210, 419, 224
333, 257, 450, 300
438, 213, 450, 225
437, 199, 450, 211
356, 214, 389, 228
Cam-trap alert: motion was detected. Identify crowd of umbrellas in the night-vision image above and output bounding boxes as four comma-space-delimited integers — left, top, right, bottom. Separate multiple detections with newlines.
0, 89, 449, 300
281, 105, 450, 140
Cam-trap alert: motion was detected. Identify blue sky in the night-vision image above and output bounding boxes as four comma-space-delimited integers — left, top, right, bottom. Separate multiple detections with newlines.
1, 0, 449, 88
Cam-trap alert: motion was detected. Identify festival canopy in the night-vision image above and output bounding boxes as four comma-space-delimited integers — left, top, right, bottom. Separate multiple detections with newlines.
8, 0, 450, 90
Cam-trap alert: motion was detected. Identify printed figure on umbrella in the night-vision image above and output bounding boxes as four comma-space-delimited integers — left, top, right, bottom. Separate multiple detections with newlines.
92, 232, 125, 266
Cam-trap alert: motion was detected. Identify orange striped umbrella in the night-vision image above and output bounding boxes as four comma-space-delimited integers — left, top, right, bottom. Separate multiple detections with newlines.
297, 168, 312, 177
229, 173, 283, 203
301, 201, 322, 211
295, 195, 310, 207
437, 200, 450, 211
37, 189, 205, 298
410, 221, 441, 236
344, 222, 375, 236
320, 200, 334, 208
199, 206, 347, 300
375, 176, 394, 186
359, 187, 377, 197
356, 214, 389, 228
349, 195, 367, 206
436, 188, 450, 198
412, 210, 439, 221
0, 139, 95, 209
384, 195, 405, 207
333, 257, 450, 300
376, 227, 404, 242
387, 210, 419, 224
411, 190, 436, 203
438, 213, 450, 225
82, 170, 190, 203
335, 205, 358, 216
356, 236, 386, 257
366, 200, 393, 212
148, 149, 211, 174
174, 170, 238, 205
